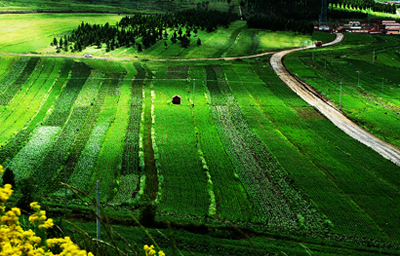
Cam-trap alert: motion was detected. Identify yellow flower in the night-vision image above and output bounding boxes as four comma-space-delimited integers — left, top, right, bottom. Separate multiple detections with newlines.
0, 180, 94, 256
11, 207, 21, 216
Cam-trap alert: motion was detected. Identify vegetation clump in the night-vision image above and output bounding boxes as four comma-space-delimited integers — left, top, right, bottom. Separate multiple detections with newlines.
52, 9, 239, 53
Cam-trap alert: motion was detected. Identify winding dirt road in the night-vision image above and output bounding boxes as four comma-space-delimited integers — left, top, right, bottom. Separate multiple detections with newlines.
270, 33, 400, 166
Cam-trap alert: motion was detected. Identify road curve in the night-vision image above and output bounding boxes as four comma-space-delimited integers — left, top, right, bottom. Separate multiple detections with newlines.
270, 33, 400, 166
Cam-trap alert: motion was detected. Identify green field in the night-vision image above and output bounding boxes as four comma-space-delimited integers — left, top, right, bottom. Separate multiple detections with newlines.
1, 55, 400, 254
0, 0, 233, 13
285, 33, 400, 148
1, 7, 400, 256
0, 13, 315, 58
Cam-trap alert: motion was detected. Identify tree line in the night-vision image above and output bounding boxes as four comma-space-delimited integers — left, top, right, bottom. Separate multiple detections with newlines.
330, 0, 396, 14
51, 9, 238, 53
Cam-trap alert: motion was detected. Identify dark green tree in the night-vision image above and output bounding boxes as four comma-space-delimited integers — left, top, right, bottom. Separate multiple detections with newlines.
52, 38, 58, 47
59, 38, 63, 49
197, 37, 201, 46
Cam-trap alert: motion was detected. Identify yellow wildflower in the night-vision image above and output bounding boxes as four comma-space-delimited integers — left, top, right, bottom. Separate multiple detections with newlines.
0, 167, 94, 256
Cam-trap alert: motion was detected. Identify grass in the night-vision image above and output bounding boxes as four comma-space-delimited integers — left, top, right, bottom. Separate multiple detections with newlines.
0, 14, 316, 58
285, 33, 400, 149
1, 8, 400, 255
1, 56, 400, 247
0, 0, 233, 13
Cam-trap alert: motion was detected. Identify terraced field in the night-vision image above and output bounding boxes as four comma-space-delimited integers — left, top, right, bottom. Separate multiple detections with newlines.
1, 54, 400, 253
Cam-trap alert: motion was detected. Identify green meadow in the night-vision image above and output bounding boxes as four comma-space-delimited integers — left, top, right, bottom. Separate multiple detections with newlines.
0, 13, 314, 58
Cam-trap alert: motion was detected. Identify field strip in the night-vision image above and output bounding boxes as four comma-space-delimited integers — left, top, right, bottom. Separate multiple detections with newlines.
270, 32, 400, 166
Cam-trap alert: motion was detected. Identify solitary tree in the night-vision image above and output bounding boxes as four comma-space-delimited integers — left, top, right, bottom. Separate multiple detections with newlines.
52, 38, 58, 47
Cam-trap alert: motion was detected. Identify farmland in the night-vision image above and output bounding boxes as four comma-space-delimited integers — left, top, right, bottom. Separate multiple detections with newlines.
0, 52, 400, 254
1, 6, 400, 255
285, 33, 400, 148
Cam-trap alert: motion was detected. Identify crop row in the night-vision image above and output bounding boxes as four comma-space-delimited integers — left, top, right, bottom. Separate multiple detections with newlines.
0, 58, 45, 140
104, 70, 139, 205
153, 64, 209, 216
0, 57, 39, 105
121, 62, 144, 177
0, 58, 59, 146
109, 63, 144, 205
8, 126, 61, 181
223, 64, 329, 232
205, 66, 297, 226
87, 73, 125, 201
0, 59, 73, 167
0, 56, 23, 91
45, 62, 91, 127
50, 71, 107, 194
189, 65, 252, 221
33, 106, 92, 192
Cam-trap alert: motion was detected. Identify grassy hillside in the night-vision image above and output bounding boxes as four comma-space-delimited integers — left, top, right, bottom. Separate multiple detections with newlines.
0, 13, 314, 58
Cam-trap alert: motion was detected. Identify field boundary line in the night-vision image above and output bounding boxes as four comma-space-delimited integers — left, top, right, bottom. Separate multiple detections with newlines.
0, 51, 276, 62
270, 33, 400, 166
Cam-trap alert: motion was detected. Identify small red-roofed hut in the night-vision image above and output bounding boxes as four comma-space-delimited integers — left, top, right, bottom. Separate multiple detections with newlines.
172, 95, 181, 104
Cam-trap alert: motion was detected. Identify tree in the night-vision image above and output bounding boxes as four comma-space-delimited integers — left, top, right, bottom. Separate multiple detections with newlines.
52, 38, 57, 47
197, 37, 201, 46
59, 38, 63, 49
227, 0, 231, 4
180, 35, 190, 48
164, 41, 168, 48
137, 43, 143, 52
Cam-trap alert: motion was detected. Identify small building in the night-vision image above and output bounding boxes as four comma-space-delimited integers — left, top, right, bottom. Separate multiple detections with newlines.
172, 95, 181, 105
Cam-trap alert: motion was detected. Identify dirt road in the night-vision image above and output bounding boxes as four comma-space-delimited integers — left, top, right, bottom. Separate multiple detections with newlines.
270, 33, 400, 166
0, 50, 276, 62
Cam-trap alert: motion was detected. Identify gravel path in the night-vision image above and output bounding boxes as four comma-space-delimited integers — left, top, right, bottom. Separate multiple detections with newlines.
270, 33, 400, 166
0, 51, 276, 62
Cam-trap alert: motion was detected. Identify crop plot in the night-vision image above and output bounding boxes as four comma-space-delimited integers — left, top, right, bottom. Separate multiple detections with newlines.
0, 54, 399, 248
285, 33, 400, 148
